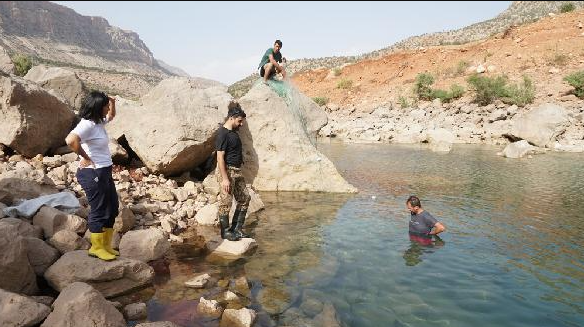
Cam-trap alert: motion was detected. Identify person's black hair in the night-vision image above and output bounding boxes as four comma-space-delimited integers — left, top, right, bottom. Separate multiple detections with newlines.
275, 39, 282, 47
406, 195, 422, 208
79, 91, 109, 124
227, 100, 246, 119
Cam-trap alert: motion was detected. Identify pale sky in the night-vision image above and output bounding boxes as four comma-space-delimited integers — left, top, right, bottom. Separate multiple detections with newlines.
54, 1, 512, 84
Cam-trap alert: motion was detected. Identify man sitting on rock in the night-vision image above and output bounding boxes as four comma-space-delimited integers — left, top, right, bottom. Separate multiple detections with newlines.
406, 195, 445, 245
258, 39, 287, 84
215, 101, 251, 241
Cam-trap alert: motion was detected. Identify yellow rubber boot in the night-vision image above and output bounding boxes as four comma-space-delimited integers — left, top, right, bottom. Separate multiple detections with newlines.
88, 232, 116, 261
103, 228, 120, 256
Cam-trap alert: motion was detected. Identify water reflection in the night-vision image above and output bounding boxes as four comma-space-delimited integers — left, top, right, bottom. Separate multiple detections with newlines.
403, 235, 446, 267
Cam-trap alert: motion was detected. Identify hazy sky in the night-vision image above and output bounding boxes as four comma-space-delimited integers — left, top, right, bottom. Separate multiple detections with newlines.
54, 1, 512, 84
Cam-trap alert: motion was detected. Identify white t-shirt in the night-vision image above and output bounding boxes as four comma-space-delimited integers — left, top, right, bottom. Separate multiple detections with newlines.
71, 119, 113, 169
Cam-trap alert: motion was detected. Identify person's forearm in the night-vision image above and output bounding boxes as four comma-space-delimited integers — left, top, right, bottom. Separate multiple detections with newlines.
67, 138, 90, 161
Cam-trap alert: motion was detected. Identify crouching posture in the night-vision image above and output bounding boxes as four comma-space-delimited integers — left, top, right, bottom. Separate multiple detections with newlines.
216, 101, 251, 241
66, 91, 119, 261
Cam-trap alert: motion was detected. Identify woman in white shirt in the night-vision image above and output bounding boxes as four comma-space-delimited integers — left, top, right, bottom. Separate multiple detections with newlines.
66, 91, 118, 261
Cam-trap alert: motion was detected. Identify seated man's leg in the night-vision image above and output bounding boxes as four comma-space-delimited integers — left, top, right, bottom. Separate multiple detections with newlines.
263, 63, 276, 81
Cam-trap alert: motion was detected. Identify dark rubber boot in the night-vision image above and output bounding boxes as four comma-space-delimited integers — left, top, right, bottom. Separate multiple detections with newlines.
219, 214, 240, 241
232, 209, 249, 239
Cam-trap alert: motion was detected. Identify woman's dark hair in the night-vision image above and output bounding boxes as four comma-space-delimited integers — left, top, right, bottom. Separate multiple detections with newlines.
79, 91, 109, 124
275, 39, 283, 47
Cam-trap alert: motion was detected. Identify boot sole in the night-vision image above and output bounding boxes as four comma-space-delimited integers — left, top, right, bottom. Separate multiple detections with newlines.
88, 252, 116, 261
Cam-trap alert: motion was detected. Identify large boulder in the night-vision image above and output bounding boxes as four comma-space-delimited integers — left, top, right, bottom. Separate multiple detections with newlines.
0, 224, 38, 294
0, 171, 59, 205
509, 103, 569, 147
118, 228, 170, 262
107, 78, 231, 175
32, 206, 86, 238
41, 282, 126, 327
0, 217, 43, 238
25, 237, 61, 276
44, 250, 154, 298
0, 73, 75, 157
501, 140, 543, 159
0, 288, 51, 327
238, 83, 356, 192
24, 65, 88, 109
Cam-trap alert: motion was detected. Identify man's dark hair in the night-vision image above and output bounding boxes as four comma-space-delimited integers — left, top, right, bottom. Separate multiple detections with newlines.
275, 39, 282, 47
227, 100, 246, 118
406, 195, 422, 208
79, 91, 109, 124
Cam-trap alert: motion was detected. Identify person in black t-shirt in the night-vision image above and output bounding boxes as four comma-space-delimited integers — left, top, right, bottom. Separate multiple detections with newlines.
215, 101, 251, 241
406, 195, 445, 243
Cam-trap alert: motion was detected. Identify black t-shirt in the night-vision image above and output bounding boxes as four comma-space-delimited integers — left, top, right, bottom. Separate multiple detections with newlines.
409, 211, 438, 235
215, 126, 243, 168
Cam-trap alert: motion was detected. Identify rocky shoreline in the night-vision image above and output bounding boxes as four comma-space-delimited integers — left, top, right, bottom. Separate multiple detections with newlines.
318, 97, 584, 158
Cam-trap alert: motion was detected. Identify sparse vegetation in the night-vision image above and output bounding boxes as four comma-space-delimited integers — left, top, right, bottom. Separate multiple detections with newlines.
548, 53, 570, 66
564, 71, 584, 98
456, 60, 470, 76
12, 54, 33, 76
560, 2, 575, 13
312, 96, 329, 106
398, 96, 410, 109
332, 67, 342, 76
467, 74, 535, 106
413, 73, 435, 100
431, 84, 465, 103
414, 73, 465, 102
505, 76, 535, 106
337, 78, 353, 89
467, 74, 510, 106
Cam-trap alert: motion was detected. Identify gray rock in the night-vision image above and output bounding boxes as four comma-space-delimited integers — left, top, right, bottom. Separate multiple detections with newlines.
41, 282, 126, 327
44, 250, 154, 298
0, 74, 75, 157
24, 65, 88, 109
220, 308, 257, 327
0, 288, 51, 327
0, 224, 38, 294
106, 78, 230, 175
119, 228, 170, 262
238, 84, 356, 192
509, 103, 569, 147
123, 302, 148, 321
33, 206, 86, 238
197, 297, 223, 318
185, 273, 211, 288
25, 237, 60, 275
0, 217, 43, 238
48, 229, 90, 254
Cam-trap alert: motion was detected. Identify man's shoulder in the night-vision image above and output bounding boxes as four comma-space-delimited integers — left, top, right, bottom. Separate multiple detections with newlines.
421, 210, 437, 220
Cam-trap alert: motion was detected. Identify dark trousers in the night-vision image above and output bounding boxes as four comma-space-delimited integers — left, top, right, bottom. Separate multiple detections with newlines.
76, 166, 119, 233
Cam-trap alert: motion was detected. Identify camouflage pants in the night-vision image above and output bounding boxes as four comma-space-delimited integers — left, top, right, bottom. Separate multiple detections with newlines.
217, 167, 250, 216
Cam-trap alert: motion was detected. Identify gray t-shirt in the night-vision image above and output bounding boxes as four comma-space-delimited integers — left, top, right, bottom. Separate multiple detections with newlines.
409, 211, 438, 235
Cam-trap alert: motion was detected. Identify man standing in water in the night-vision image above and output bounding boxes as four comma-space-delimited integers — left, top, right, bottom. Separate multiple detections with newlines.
216, 101, 251, 241
406, 195, 445, 245
258, 39, 287, 83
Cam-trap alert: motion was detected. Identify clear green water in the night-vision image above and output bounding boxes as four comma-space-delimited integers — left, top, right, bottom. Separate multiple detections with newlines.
133, 143, 584, 327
